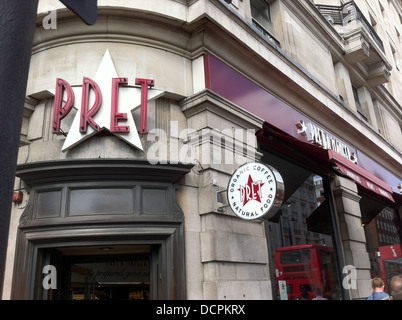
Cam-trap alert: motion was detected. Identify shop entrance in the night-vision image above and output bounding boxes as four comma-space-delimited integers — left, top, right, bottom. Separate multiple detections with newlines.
12, 159, 190, 300
41, 245, 157, 300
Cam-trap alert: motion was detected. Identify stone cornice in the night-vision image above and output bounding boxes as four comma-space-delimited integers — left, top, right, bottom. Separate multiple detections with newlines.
180, 89, 264, 130
33, 7, 192, 57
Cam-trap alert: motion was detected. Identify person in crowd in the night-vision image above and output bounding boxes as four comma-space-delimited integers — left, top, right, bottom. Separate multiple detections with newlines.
388, 274, 402, 300
312, 286, 328, 300
367, 277, 389, 300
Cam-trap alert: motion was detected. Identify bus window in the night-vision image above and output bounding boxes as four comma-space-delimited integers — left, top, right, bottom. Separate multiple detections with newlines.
280, 249, 312, 265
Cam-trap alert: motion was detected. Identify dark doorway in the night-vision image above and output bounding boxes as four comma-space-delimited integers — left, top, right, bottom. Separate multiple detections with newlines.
40, 245, 157, 300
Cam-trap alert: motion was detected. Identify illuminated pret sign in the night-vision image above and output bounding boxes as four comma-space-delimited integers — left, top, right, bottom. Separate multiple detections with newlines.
296, 120, 358, 164
52, 50, 163, 151
227, 162, 284, 220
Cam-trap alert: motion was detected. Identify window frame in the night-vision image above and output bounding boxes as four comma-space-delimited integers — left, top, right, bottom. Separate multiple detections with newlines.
250, 0, 280, 45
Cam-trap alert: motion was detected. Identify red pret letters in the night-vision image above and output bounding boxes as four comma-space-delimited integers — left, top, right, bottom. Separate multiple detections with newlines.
135, 78, 154, 134
52, 78, 75, 134
111, 77, 129, 133
80, 77, 102, 133
52, 77, 154, 135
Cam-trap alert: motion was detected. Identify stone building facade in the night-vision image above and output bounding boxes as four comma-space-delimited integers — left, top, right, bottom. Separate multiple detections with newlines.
2, 0, 402, 300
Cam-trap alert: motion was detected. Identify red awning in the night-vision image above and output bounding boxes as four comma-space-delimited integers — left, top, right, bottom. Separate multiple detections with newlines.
328, 150, 395, 203
258, 125, 396, 204
394, 192, 402, 204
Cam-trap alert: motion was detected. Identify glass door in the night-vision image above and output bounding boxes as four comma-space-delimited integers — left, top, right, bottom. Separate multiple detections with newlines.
39, 244, 158, 300
67, 255, 151, 300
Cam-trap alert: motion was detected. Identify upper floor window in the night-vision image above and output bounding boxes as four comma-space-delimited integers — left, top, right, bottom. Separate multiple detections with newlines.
250, 0, 279, 45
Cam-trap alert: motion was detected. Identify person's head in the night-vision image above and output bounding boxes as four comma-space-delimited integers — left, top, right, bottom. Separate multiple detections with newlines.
371, 277, 385, 291
389, 275, 402, 300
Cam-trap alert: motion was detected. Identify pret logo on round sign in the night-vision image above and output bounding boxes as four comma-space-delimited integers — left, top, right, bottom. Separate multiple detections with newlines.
227, 162, 284, 220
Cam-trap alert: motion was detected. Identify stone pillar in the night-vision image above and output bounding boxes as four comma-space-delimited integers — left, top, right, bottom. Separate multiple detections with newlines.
201, 214, 272, 300
332, 176, 372, 299
357, 86, 379, 129
334, 61, 356, 111
181, 90, 269, 300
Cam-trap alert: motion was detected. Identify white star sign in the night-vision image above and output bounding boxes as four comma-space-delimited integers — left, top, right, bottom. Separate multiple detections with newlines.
53, 50, 164, 152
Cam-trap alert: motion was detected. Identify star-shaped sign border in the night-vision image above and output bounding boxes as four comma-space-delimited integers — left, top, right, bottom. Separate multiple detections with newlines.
61, 50, 164, 152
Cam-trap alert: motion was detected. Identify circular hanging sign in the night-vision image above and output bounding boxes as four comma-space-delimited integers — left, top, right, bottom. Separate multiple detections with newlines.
227, 162, 284, 220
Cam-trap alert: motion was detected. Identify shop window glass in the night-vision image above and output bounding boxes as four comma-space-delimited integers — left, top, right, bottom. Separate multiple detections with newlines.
69, 257, 150, 300
69, 188, 134, 216
268, 173, 343, 300
364, 207, 402, 289
36, 189, 62, 218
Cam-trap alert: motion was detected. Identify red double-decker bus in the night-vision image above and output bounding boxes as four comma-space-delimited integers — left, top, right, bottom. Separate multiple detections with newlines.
378, 244, 402, 291
275, 244, 341, 300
